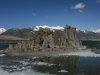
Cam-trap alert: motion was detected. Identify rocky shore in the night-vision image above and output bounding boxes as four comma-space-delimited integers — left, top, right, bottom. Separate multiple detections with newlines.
3, 24, 86, 56
5, 49, 87, 57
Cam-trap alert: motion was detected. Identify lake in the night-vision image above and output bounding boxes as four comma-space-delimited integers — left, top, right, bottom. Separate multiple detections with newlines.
0, 41, 100, 75
0, 54, 100, 75
0, 42, 17, 50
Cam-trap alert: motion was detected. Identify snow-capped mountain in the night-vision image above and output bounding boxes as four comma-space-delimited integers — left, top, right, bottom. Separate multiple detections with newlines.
32, 25, 100, 33
30, 25, 64, 32
76, 29, 100, 33
92, 29, 100, 33
1, 25, 100, 40
0, 28, 6, 34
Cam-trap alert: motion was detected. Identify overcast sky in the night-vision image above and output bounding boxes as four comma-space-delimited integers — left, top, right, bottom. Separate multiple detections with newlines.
0, 0, 100, 30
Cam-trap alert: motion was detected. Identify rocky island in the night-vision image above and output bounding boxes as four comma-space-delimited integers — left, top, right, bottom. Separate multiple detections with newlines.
4, 24, 86, 56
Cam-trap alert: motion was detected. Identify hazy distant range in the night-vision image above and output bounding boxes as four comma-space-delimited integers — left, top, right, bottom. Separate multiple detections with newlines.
0, 25, 100, 40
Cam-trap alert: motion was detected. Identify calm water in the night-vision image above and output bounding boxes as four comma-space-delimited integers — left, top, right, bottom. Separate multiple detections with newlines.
0, 42, 17, 50
0, 42, 100, 75
0, 55, 100, 75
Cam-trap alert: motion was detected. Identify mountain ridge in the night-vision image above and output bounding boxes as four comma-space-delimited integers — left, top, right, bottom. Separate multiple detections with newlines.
1, 25, 100, 40
1, 25, 100, 33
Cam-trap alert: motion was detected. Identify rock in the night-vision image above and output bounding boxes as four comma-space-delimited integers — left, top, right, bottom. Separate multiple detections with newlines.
5, 24, 85, 53
8, 44, 13, 50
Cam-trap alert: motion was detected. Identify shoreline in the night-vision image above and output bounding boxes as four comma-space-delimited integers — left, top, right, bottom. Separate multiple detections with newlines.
2, 49, 90, 57
1, 49, 100, 57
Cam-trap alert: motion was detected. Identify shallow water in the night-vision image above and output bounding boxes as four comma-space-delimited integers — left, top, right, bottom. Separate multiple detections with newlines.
0, 54, 100, 75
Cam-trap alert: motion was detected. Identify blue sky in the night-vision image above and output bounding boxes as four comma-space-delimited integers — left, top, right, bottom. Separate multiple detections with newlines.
0, 0, 100, 30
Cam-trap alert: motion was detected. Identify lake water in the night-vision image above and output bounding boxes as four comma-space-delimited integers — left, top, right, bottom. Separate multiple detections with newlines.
0, 42, 100, 75
0, 42, 17, 50
0, 55, 100, 75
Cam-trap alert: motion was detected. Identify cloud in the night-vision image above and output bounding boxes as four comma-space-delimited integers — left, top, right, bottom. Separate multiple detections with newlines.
78, 10, 84, 13
96, 0, 100, 3
33, 13, 36, 16
64, 9, 67, 12
72, 3, 85, 9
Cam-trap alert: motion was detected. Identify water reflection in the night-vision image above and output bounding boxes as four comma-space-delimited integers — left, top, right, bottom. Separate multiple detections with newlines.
1, 55, 100, 75
30, 56, 79, 74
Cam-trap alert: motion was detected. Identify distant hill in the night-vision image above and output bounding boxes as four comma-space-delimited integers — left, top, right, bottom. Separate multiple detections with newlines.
0, 35, 28, 40
1, 25, 100, 40
1, 28, 36, 39
76, 30, 100, 40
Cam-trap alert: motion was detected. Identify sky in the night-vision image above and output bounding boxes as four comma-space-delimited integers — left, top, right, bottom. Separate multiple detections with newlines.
0, 0, 100, 30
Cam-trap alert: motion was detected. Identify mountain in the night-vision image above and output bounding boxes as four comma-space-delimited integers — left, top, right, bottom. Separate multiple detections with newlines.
0, 28, 6, 34
1, 28, 36, 39
1, 25, 64, 39
76, 30, 100, 40
31, 25, 64, 31
0, 35, 28, 40
92, 29, 100, 33
1, 25, 100, 40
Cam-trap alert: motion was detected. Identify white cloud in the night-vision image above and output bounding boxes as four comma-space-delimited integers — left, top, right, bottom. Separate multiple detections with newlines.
33, 13, 36, 16
72, 3, 85, 9
64, 9, 67, 12
96, 0, 100, 3
78, 10, 84, 13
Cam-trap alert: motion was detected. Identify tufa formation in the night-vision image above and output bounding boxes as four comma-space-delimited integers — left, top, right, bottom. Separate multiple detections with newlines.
5, 25, 85, 53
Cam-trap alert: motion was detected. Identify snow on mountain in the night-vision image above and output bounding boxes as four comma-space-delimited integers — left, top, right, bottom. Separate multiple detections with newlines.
82, 29, 100, 33
76, 29, 100, 33
0, 28, 6, 34
92, 29, 100, 33
31, 25, 64, 31
31, 25, 100, 33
